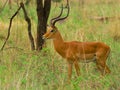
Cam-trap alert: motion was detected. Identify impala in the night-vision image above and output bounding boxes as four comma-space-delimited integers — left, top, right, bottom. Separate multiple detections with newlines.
43, 0, 111, 81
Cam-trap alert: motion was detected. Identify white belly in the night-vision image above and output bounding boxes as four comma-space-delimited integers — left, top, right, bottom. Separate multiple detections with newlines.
79, 58, 96, 63
77, 53, 96, 63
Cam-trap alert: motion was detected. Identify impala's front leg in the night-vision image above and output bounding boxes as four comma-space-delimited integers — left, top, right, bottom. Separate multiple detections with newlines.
67, 61, 73, 81
74, 60, 80, 76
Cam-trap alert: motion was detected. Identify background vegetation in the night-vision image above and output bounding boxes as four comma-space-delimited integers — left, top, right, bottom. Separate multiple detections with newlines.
0, 0, 120, 90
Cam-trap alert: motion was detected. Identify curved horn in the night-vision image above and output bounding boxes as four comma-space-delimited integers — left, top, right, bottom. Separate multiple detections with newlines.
52, 0, 70, 26
50, 4, 63, 25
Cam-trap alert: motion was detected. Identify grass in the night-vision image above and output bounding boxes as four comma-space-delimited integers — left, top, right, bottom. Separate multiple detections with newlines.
0, 0, 120, 90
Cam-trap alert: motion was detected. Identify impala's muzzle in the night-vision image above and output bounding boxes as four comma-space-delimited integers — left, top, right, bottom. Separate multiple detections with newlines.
42, 35, 46, 40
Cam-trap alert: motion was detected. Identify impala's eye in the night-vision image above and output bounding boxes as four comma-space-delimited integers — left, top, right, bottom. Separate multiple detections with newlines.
50, 30, 54, 32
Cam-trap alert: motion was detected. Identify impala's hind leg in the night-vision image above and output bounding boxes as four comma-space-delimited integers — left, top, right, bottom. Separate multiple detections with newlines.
96, 49, 111, 75
96, 58, 111, 75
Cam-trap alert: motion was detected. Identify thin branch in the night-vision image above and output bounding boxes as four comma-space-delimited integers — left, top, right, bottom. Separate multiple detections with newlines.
1, 2, 35, 51
20, 2, 35, 50
0, 5, 22, 51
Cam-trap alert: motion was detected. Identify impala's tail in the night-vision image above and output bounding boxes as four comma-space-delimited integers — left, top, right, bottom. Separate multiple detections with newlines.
105, 48, 111, 74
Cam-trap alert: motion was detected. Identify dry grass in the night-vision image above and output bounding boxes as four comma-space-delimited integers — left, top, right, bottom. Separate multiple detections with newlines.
0, 0, 120, 90
107, 20, 120, 41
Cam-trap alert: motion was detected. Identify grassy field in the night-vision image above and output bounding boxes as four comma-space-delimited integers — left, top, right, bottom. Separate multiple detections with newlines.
0, 0, 120, 90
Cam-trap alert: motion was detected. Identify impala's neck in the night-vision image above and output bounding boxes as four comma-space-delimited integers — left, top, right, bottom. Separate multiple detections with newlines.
53, 30, 67, 57
53, 30, 64, 48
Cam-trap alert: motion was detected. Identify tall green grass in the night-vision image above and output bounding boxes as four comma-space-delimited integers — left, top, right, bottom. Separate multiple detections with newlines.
0, 1, 120, 90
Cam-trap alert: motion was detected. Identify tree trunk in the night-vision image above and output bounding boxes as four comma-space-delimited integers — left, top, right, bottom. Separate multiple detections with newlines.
36, 0, 51, 50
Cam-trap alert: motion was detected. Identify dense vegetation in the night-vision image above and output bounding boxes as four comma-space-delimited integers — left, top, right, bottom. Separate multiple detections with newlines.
0, 0, 120, 90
